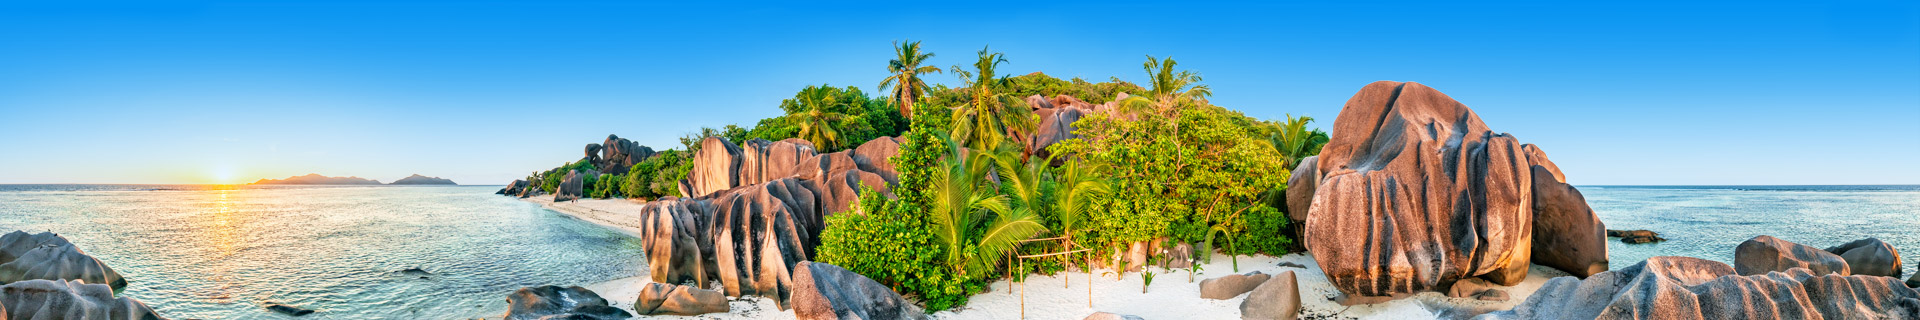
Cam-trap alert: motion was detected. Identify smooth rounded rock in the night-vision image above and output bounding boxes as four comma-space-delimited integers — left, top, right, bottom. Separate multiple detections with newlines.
634, 282, 728, 316
1239, 270, 1300, 320
503, 285, 631, 320
1735, 235, 1850, 276
1198, 271, 1269, 300
791, 261, 923, 320
0, 231, 126, 290
1824, 238, 1903, 277
0, 279, 164, 320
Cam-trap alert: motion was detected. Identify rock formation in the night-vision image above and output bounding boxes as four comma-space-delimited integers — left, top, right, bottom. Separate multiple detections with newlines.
1295, 81, 1607, 298
1735, 235, 1850, 276
1239, 270, 1301, 320
791, 261, 924, 320
1481, 256, 1920, 319
1446, 278, 1509, 302
0, 279, 166, 320
1826, 238, 1904, 278
0, 231, 126, 290
1607, 229, 1666, 244
1524, 147, 1608, 278
495, 180, 529, 195
553, 169, 597, 202
633, 282, 728, 316
1199, 271, 1269, 300
1026, 94, 1098, 164
1283, 155, 1318, 222
387, 174, 456, 185
590, 134, 657, 175
503, 285, 631, 320
634, 136, 902, 310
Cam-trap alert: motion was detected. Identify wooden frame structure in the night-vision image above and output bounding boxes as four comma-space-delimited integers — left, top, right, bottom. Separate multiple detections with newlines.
1008, 235, 1093, 319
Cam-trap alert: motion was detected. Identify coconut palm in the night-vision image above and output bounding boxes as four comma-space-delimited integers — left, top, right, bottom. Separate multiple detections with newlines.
787, 85, 848, 150
1271, 114, 1330, 169
929, 134, 1046, 279
1049, 154, 1109, 260
879, 40, 942, 119
1117, 55, 1211, 118
948, 46, 1037, 152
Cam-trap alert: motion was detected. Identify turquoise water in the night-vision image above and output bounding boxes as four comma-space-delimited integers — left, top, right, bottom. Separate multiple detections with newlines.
1587, 185, 1920, 275
0, 185, 645, 319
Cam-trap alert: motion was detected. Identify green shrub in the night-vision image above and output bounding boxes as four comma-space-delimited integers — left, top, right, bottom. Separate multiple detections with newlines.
592, 174, 618, 199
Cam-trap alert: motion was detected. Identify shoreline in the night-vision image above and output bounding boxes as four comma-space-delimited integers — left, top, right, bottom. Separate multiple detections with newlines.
525, 197, 1569, 319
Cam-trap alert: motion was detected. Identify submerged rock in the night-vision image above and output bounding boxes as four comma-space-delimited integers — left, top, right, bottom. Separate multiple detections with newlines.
265, 304, 314, 316
791, 261, 924, 320
1735, 235, 1850, 276
0, 231, 126, 290
1239, 270, 1300, 320
634, 282, 728, 316
0, 279, 165, 320
1482, 256, 1920, 319
1606, 229, 1666, 244
1825, 237, 1903, 278
503, 285, 631, 320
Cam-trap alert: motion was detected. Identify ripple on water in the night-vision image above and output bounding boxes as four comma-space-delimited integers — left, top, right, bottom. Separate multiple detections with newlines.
0, 185, 646, 319
1588, 185, 1920, 277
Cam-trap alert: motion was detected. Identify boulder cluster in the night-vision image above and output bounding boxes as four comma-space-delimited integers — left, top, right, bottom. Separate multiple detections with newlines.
502, 285, 631, 320
586, 134, 657, 177
1287, 81, 1610, 300
1484, 236, 1920, 319
0, 231, 166, 319
639, 136, 901, 309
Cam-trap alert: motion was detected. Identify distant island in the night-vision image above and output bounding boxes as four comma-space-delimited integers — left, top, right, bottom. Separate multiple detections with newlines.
389, 174, 457, 185
251, 174, 383, 185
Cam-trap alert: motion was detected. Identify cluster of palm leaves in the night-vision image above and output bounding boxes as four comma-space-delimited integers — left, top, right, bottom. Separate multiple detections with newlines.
924, 132, 1111, 282
879, 40, 941, 120
947, 46, 1038, 152
786, 85, 849, 150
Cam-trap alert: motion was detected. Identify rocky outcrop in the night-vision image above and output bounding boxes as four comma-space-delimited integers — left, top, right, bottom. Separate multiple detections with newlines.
591, 134, 657, 175
791, 261, 924, 320
1239, 270, 1300, 320
1481, 256, 1920, 319
553, 169, 597, 202
0, 231, 125, 290
0, 279, 165, 320
496, 180, 529, 195
503, 285, 631, 320
1445, 277, 1509, 302
1607, 229, 1665, 244
1198, 271, 1269, 300
1735, 235, 1850, 276
388, 174, 456, 185
1525, 147, 1608, 278
1826, 238, 1903, 278
633, 282, 728, 316
1283, 155, 1318, 222
1027, 94, 1097, 164
680, 138, 818, 198
1301, 81, 1581, 298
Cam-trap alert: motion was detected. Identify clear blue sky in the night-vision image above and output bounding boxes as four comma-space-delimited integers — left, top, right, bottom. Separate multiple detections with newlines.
1, 1, 1915, 185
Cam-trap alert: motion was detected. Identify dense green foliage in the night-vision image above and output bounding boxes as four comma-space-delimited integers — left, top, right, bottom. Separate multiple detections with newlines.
538, 160, 597, 193
621, 149, 689, 199
591, 174, 618, 199
818, 106, 973, 310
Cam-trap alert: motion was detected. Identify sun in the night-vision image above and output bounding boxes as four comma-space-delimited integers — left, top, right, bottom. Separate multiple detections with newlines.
209, 165, 237, 184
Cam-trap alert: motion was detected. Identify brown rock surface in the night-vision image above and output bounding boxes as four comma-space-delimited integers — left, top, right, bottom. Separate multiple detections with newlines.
1735, 235, 1850, 276
1825, 238, 1903, 278
504, 285, 630, 320
0, 231, 126, 290
1608, 229, 1666, 244
1485, 256, 1920, 319
0, 279, 164, 320
791, 261, 923, 320
1239, 270, 1300, 320
1198, 271, 1269, 300
1283, 155, 1318, 222
1303, 81, 1537, 297
633, 282, 728, 316
1526, 151, 1609, 278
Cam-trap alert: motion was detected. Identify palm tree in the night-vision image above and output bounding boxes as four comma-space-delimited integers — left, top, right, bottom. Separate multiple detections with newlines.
787, 85, 848, 150
1117, 55, 1211, 118
1270, 114, 1329, 169
1048, 154, 1109, 269
948, 46, 1037, 152
879, 40, 941, 119
929, 134, 1046, 279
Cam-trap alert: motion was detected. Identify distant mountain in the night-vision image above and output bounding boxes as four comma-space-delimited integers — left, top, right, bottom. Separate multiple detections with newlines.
389, 174, 457, 185
251, 174, 383, 185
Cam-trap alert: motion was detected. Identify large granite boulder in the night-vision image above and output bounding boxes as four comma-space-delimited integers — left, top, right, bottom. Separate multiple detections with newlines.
1826, 238, 1903, 278
1239, 270, 1300, 320
1028, 95, 1091, 164
503, 285, 631, 320
636, 197, 712, 287
0, 279, 164, 320
1524, 146, 1608, 278
681, 138, 818, 198
790, 261, 924, 320
496, 179, 528, 195
1283, 155, 1318, 222
1302, 81, 1540, 297
553, 169, 595, 202
633, 282, 728, 316
1480, 256, 1920, 319
0, 231, 126, 290
1199, 271, 1269, 300
1735, 235, 1850, 276
596, 134, 657, 175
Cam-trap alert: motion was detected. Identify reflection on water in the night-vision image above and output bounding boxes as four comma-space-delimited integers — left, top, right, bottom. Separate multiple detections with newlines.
0, 185, 646, 319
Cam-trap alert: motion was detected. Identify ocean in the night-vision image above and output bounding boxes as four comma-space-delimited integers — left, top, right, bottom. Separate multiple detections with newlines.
1, 184, 1916, 319
1588, 185, 1920, 275
0, 185, 645, 319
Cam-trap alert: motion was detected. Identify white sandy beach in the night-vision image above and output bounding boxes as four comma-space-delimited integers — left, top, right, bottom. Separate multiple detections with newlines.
535, 198, 1564, 320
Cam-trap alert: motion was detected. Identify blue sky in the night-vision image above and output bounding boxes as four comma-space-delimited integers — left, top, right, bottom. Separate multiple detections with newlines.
0, 1, 1915, 185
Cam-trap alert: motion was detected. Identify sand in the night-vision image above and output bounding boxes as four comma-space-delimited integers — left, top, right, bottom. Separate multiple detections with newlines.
535, 198, 1567, 320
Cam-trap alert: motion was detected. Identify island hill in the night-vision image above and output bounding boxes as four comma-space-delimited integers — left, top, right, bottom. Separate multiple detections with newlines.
250, 173, 457, 185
